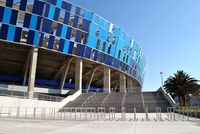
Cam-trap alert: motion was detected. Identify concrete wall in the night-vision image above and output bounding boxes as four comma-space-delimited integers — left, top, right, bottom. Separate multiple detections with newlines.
158, 87, 177, 107
0, 84, 69, 95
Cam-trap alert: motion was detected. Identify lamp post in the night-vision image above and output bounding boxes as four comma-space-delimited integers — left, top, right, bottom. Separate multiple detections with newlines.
160, 72, 164, 87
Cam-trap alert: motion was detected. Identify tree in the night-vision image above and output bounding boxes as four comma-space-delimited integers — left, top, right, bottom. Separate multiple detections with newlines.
164, 70, 200, 107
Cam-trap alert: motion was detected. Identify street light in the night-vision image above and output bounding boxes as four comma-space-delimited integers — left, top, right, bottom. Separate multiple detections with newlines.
160, 72, 164, 87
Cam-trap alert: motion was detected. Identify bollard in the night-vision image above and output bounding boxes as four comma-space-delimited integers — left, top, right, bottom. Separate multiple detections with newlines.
145, 108, 149, 121
75, 108, 77, 120
187, 107, 189, 121
8, 107, 12, 118
16, 107, 20, 118
97, 107, 105, 120
0, 106, 2, 118
134, 107, 136, 121
33, 107, 36, 119
173, 107, 175, 121
121, 107, 126, 120
25, 107, 27, 119
156, 107, 162, 121
109, 107, 115, 120
167, 107, 169, 119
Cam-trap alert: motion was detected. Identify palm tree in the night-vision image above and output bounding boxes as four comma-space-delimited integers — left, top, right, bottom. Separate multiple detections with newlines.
164, 70, 200, 107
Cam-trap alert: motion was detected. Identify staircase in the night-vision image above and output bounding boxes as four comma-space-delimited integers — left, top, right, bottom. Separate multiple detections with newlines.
63, 93, 93, 107
143, 91, 171, 112
63, 91, 172, 113
123, 92, 144, 113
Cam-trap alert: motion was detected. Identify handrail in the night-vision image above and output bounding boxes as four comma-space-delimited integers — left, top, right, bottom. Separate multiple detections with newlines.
158, 87, 177, 107
0, 88, 64, 102
121, 92, 126, 107
81, 93, 94, 107
101, 93, 110, 107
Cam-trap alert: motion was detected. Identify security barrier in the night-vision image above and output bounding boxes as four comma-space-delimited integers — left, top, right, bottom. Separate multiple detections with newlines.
0, 106, 199, 121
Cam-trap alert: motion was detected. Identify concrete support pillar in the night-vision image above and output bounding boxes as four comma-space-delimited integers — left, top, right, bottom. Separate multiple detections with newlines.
103, 67, 111, 93
28, 47, 38, 98
75, 58, 83, 92
119, 74, 126, 93
132, 81, 137, 92
127, 78, 133, 92
60, 57, 74, 90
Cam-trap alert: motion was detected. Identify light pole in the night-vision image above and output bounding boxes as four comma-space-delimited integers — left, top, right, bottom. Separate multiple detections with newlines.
160, 72, 164, 87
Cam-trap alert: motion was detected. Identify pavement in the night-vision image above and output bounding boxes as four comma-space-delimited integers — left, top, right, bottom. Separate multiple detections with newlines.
0, 118, 200, 134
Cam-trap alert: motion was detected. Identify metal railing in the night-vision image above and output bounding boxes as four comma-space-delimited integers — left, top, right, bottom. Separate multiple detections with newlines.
0, 89, 64, 102
0, 106, 200, 121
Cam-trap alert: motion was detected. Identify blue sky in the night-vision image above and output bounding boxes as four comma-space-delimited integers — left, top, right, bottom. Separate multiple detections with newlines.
68, 0, 200, 91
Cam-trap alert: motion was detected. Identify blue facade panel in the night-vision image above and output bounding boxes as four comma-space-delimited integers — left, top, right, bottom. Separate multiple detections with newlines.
0, 0, 145, 85
2, 7, 11, 24
7, 25, 15, 41
30, 15, 38, 29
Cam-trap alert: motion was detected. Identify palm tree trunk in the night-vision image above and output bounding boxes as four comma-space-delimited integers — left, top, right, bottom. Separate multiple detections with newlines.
180, 95, 185, 107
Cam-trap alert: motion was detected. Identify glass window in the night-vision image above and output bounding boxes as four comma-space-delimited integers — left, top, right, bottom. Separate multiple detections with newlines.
70, 28, 76, 41
13, 0, 20, 10
107, 45, 111, 54
20, 28, 29, 43
118, 50, 121, 59
80, 32, 85, 44
72, 42, 77, 54
95, 26, 100, 37
42, 33, 50, 48
51, 21, 57, 36
53, 36, 60, 50
102, 41, 106, 52
90, 50, 95, 60
96, 39, 100, 49
68, 13, 74, 26
17, 12, 25, 27
59, 9, 65, 23
0, 0, 6, 6
77, 17, 83, 29
70, 5, 76, 14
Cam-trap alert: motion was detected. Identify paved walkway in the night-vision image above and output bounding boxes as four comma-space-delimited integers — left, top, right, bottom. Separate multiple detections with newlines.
0, 118, 200, 134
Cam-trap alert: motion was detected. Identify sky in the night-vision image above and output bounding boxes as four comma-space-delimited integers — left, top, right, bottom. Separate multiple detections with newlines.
68, 0, 200, 91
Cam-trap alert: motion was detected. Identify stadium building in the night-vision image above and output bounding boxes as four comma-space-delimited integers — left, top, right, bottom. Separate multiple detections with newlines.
0, 0, 176, 114
0, 0, 146, 95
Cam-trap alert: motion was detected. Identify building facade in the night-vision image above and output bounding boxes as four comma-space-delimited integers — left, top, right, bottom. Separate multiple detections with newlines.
0, 0, 146, 94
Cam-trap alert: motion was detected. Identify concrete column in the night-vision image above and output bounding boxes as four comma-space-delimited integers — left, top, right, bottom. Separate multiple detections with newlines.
127, 78, 133, 92
120, 74, 126, 93
75, 58, 83, 92
132, 81, 137, 92
60, 57, 74, 90
28, 47, 38, 98
103, 67, 111, 93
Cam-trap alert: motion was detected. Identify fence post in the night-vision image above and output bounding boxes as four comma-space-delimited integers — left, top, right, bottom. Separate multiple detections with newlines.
121, 107, 125, 120
0, 106, 2, 118
187, 107, 189, 121
134, 107, 136, 121
25, 107, 27, 119
16, 107, 20, 118
145, 107, 149, 121
33, 107, 36, 119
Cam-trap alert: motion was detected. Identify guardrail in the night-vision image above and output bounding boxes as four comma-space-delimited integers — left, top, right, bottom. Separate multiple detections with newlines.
0, 89, 64, 102
1, 106, 199, 121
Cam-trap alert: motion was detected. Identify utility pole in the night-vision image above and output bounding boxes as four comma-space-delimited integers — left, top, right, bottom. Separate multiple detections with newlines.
160, 72, 164, 87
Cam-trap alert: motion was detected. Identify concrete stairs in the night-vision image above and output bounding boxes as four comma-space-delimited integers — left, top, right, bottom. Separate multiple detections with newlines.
143, 91, 171, 112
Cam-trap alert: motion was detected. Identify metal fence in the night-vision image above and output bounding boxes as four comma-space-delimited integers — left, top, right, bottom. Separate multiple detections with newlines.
0, 89, 64, 102
0, 106, 200, 121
